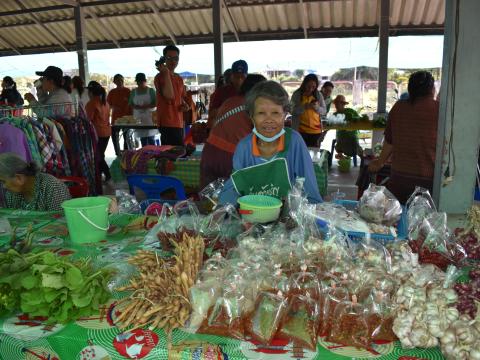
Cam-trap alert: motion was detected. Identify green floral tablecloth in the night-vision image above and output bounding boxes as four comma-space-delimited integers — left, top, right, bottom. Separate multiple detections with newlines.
0, 209, 445, 360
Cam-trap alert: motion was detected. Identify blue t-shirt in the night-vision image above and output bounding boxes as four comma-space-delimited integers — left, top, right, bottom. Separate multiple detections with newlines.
219, 129, 323, 205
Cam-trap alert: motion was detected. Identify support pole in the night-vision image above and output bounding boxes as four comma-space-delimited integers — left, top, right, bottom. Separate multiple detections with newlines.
372, 0, 390, 146
433, 0, 480, 213
74, 5, 89, 83
377, 0, 389, 114
212, 0, 223, 82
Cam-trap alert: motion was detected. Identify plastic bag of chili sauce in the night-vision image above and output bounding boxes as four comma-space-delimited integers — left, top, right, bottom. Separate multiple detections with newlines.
365, 292, 397, 342
199, 283, 246, 339
277, 293, 320, 350
244, 290, 288, 345
288, 265, 322, 299
318, 284, 349, 337
327, 295, 371, 349
347, 267, 396, 303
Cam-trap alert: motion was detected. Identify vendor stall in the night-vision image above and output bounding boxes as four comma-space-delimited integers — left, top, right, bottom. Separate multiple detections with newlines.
323, 120, 386, 132
0, 208, 449, 360
1, 184, 479, 360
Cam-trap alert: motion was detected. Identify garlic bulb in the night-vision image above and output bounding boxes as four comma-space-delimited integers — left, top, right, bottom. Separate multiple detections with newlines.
393, 268, 460, 350
440, 304, 480, 360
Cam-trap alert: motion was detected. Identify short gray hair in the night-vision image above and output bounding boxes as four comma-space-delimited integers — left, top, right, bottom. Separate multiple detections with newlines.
0, 153, 38, 179
245, 80, 290, 118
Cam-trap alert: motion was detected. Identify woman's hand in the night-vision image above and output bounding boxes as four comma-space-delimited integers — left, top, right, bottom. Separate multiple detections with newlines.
305, 101, 318, 110
24, 93, 35, 103
368, 159, 384, 173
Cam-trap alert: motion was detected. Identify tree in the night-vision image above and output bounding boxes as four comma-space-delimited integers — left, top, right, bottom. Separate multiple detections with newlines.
293, 69, 305, 79
331, 66, 378, 81
90, 73, 109, 86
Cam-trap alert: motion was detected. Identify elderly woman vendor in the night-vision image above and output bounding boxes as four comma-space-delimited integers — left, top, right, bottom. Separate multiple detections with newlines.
0, 153, 71, 211
219, 81, 322, 205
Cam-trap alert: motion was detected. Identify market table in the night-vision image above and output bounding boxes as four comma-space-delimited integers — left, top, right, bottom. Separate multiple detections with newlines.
0, 209, 447, 360
117, 150, 329, 196
147, 155, 201, 191
111, 124, 159, 151
322, 120, 386, 131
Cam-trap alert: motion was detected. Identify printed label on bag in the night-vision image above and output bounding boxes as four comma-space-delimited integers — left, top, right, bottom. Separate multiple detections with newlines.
113, 329, 159, 359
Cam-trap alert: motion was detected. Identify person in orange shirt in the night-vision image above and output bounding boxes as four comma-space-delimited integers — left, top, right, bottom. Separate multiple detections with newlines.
107, 74, 132, 155
183, 86, 198, 129
86, 82, 112, 182
154, 45, 189, 146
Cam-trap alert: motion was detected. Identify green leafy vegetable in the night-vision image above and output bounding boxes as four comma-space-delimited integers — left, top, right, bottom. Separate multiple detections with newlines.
0, 249, 113, 324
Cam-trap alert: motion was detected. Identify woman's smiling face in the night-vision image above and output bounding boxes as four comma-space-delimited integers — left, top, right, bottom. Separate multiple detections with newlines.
252, 97, 285, 138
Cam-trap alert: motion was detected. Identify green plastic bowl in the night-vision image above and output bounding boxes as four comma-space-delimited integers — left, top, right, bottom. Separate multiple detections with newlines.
237, 195, 282, 223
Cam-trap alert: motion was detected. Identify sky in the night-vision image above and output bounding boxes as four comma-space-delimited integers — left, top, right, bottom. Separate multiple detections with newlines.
0, 35, 445, 78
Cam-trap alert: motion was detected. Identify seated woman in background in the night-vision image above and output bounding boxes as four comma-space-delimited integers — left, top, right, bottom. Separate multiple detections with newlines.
200, 74, 266, 188
368, 71, 439, 203
333, 95, 364, 160
290, 74, 326, 147
0, 153, 71, 211
219, 80, 322, 205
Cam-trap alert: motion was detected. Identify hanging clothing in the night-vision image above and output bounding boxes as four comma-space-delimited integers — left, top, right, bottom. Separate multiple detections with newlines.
0, 122, 32, 161
129, 87, 157, 138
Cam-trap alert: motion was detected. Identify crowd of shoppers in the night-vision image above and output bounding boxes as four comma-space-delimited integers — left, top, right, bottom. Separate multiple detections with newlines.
1, 47, 442, 203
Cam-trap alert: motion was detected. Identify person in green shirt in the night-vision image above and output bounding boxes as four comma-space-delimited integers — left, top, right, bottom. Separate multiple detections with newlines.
333, 95, 363, 162
0, 153, 71, 212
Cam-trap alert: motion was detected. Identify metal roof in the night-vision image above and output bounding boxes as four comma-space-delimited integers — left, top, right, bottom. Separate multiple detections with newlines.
0, 0, 445, 57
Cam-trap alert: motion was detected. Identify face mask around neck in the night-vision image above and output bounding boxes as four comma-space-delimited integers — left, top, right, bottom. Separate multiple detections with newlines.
253, 127, 285, 143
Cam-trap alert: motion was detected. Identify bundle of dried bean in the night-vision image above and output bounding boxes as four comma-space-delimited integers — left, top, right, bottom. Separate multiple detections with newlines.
157, 227, 197, 251
116, 233, 204, 333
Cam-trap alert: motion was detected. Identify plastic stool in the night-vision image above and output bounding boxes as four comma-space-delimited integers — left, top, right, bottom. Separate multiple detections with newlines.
58, 176, 89, 198
127, 174, 187, 201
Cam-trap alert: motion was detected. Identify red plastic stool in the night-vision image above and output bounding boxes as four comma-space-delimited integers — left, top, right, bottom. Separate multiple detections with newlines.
58, 176, 89, 198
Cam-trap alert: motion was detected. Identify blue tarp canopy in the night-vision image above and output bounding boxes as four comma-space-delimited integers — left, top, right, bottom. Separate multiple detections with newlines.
179, 71, 196, 78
